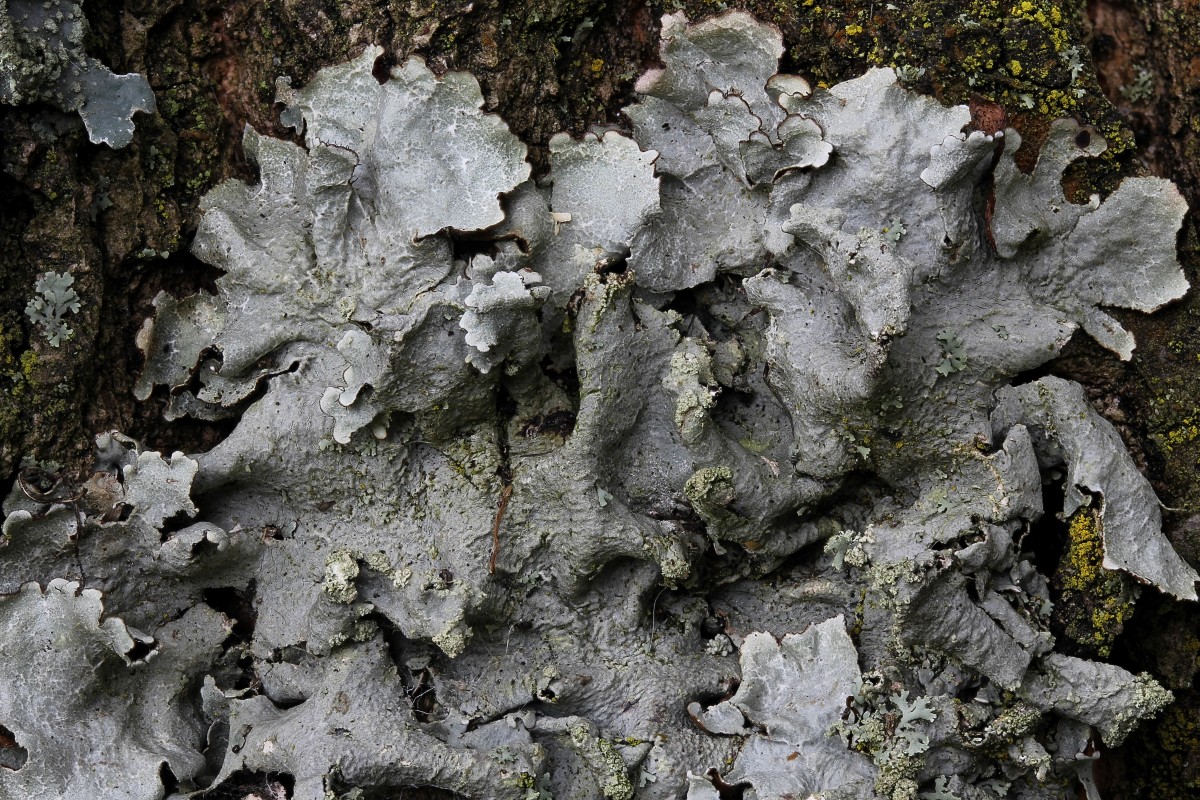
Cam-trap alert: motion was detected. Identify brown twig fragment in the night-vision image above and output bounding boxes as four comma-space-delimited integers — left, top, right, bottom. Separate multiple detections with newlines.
489, 482, 513, 575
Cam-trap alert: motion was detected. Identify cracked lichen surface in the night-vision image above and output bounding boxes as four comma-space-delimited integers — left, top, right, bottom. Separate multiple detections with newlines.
0, 10, 1197, 800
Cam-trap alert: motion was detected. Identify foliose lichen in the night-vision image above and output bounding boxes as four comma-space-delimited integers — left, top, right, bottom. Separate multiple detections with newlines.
23, 270, 80, 347
1, 0, 155, 147
1, 10, 1195, 800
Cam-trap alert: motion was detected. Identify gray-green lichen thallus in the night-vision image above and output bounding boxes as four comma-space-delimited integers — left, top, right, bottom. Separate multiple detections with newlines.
1, 10, 1194, 800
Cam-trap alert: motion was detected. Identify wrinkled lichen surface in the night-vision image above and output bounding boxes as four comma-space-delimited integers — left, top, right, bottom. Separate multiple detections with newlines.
1, 11, 1198, 800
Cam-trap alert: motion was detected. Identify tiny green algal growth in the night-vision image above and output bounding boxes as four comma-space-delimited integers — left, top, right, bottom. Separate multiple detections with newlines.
1052, 508, 1137, 659
0, 12, 1194, 800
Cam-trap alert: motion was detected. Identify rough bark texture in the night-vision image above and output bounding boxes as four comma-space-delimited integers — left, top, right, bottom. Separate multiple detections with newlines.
2, 0, 1199, 795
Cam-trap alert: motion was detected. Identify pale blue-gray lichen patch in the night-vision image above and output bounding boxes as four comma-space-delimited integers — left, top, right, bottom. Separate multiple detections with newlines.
1, 11, 1196, 800
1, 0, 154, 147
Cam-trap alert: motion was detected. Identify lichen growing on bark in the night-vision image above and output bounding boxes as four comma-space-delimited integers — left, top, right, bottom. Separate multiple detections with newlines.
1, 0, 155, 147
0, 10, 1196, 800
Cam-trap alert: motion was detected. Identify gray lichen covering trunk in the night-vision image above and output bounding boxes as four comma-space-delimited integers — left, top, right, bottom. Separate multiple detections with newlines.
1, 10, 1197, 800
